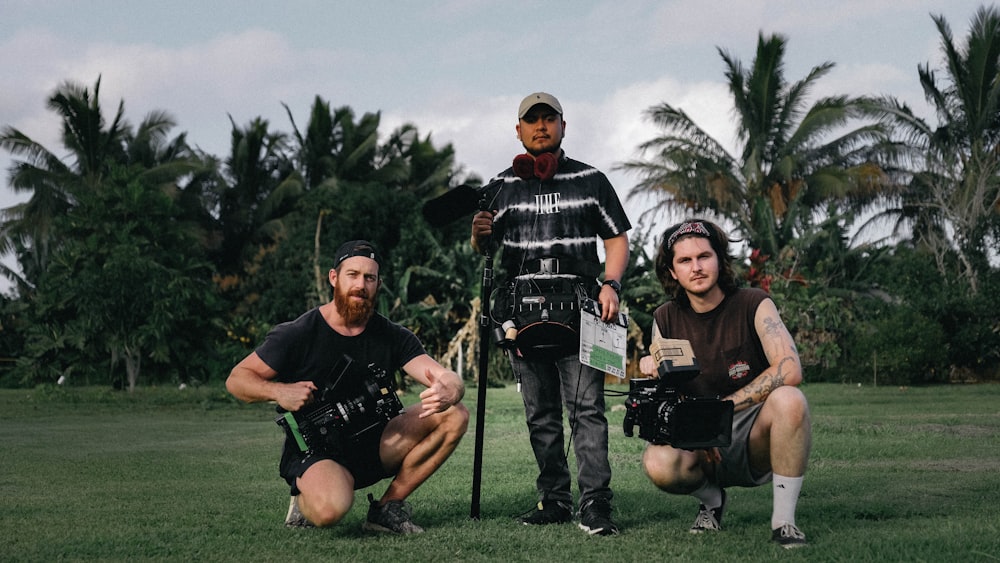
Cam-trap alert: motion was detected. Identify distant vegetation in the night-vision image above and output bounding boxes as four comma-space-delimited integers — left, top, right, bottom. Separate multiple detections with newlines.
1, 7, 997, 389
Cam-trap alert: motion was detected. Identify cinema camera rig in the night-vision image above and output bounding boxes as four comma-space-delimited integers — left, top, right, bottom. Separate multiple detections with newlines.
623, 338, 734, 449
276, 355, 404, 456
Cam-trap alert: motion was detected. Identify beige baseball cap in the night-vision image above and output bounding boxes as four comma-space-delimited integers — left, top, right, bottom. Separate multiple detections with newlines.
517, 92, 563, 119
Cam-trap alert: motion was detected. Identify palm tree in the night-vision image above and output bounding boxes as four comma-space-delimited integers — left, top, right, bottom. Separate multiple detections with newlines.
213, 116, 300, 276
0, 79, 120, 290
0, 77, 198, 292
284, 98, 384, 189
281, 96, 460, 299
378, 123, 457, 198
285, 95, 461, 200
860, 6, 1000, 295
619, 33, 888, 263
1, 77, 215, 387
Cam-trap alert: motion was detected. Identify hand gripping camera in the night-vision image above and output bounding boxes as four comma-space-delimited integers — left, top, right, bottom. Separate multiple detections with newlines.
276, 355, 404, 456
623, 338, 734, 449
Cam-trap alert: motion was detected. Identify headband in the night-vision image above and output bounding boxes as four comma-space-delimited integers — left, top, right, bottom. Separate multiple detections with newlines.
666, 221, 711, 249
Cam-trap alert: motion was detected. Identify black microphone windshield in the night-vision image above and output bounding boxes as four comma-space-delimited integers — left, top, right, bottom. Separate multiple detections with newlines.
421, 184, 483, 227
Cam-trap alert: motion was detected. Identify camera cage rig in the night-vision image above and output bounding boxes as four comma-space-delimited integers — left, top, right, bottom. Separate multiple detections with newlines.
275, 354, 404, 456
623, 338, 735, 449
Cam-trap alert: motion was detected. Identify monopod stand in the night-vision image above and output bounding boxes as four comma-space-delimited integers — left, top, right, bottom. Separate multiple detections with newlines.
470, 215, 496, 520
419, 180, 505, 520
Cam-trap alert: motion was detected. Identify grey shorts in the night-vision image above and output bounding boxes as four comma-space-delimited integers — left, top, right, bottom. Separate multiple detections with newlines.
714, 402, 772, 488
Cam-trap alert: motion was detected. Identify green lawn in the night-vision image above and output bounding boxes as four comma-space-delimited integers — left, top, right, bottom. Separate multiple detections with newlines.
1, 382, 998, 562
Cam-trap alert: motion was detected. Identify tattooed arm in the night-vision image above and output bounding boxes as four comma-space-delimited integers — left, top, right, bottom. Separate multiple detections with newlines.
724, 298, 803, 412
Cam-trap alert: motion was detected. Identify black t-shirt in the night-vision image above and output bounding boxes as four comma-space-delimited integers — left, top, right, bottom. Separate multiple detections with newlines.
484, 154, 632, 281
256, 307, 426, 395
652, 288, 770, 398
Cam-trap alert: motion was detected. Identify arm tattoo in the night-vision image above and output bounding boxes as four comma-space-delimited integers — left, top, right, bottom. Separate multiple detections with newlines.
762, 314, 799, 355
762, 315, 783, 337
731, 356, 793, 410
730, 310, 799, 410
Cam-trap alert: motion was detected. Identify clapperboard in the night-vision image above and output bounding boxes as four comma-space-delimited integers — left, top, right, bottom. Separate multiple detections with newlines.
578, 298, 628, 378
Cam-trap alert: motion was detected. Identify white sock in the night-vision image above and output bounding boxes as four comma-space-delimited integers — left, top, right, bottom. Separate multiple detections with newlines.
691, 481, 723, 509
771, 474, 803, 529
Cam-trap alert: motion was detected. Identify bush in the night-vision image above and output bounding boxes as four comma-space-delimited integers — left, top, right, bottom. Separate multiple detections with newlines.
846, 304, 948, 385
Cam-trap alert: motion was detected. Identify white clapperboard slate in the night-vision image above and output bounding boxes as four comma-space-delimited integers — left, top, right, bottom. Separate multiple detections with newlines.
578, 298, 628, 378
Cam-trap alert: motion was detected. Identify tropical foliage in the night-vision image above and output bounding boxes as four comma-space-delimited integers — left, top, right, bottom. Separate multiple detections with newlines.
1, 7, 998, 389
618, 32, 890, 265
618, 11, 999, 382
860, 4, 1000, 296
0, 79, 473, 388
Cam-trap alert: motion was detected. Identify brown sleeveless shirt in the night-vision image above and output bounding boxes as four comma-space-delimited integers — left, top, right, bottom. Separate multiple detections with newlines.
652, 288, 770, 398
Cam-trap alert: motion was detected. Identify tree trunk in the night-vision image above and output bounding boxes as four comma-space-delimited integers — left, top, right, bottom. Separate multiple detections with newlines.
313, 210, 330, 306
124, 347, 141, 393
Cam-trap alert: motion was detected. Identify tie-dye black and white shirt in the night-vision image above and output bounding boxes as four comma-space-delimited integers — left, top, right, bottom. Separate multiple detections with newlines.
482, 153, 632, 282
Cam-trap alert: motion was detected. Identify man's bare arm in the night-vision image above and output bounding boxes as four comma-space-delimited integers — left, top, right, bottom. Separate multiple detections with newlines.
725, 298, 802, 411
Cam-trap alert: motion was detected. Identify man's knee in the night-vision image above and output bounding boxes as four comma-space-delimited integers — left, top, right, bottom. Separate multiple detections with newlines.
440, 402, 470, 439
642, 445, 701, 492
767, 386, 811, 427
307, 498, 352, 528
297, 461, 355, 527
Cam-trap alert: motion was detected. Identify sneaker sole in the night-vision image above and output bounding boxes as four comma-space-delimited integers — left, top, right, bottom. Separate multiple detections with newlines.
362, 521, 424, 535
578, 523, 619, 536
778, 542, 808, 550
517, 512, 572, 525
519, 518, 572, 525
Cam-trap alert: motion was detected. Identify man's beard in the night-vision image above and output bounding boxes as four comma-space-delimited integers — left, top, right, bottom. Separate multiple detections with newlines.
527, 141, 561, 157
333, 285, 375, 325
682, 272, 719, 298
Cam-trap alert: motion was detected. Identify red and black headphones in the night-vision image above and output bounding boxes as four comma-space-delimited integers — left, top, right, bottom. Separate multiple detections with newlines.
512, 152, 558, 181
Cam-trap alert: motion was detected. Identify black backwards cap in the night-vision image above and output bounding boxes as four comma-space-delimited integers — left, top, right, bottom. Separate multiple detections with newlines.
332, 240, 383, 269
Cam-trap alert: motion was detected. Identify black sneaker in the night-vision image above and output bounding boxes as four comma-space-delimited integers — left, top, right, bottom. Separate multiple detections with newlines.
689, 489, 727, 533
516, 500, 573, 525
578, 497, 620, 536
284, 495, 315, 528
772, 523, 807, 548
361, 493, 425, 534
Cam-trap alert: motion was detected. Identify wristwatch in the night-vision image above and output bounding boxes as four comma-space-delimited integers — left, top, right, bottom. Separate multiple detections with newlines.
602, 279, 622, 295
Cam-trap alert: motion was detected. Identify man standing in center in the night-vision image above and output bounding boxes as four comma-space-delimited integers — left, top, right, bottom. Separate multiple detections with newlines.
471, 92, 632, 536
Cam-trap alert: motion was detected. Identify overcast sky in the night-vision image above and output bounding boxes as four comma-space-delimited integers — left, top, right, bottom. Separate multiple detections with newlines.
0, 0, 988, 289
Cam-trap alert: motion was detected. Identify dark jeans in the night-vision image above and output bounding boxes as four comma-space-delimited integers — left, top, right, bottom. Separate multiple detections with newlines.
510, 353, 613, 507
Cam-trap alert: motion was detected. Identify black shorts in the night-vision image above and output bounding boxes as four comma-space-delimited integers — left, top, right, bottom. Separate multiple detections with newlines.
279, 435, 392, 494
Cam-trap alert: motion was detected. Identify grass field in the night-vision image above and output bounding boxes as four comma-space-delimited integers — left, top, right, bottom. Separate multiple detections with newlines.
1, 382, 998, 562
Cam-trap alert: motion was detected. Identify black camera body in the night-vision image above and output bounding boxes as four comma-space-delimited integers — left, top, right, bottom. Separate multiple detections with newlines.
623, 339, 734, 449
276, 355, 404, 455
